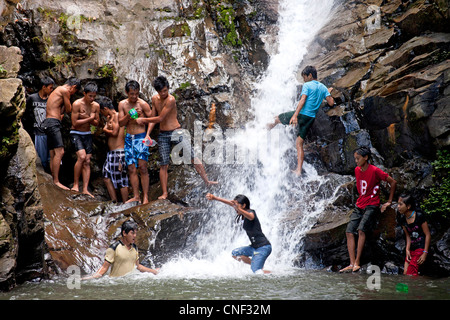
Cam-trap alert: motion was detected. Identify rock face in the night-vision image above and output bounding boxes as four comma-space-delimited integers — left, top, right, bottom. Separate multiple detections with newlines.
0, 44, 47, 291
0, 126, 47, 291
36, 163, 199, 273
304, 0, 450, 171
1, 0, 279, 190
298, 0, 450, 275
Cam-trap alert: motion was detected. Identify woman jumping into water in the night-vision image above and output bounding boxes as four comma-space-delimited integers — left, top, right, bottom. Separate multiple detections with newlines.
206, 193, 272, 274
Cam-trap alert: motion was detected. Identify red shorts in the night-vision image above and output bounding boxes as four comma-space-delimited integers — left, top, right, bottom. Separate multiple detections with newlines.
406, 248, 424, 276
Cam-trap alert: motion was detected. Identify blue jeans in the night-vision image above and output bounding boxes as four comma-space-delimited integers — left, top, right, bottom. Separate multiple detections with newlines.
35, 134, 49, 169
232, 244, 272, 273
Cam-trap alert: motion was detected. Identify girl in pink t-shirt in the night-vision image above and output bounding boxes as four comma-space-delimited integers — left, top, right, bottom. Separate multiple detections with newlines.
340, 147, 397, 273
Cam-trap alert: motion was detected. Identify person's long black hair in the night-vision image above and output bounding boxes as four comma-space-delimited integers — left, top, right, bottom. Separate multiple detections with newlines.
234, 194, 250, 223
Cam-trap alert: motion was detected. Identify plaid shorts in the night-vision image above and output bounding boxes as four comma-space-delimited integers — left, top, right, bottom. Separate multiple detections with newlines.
158, 129, 194, 165
102, 149, 129, 189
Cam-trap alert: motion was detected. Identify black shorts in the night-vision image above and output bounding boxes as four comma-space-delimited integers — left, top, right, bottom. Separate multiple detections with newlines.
70, 131, 93, 154
42, 118, 64, 150
346, 205, 379, 234
278, 111, 315, 139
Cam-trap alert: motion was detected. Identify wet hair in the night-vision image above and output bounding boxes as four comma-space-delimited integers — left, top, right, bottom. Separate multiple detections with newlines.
354, 146, 371, 159
301, 66, 317, 79
40, 76, 55, 87
234, 194, 251, 223
65, 77, 81, 90
83, 82, 98, 94
399, 192, 417, 211
121, 220, 138, 236
153, 76, 170, 92
125, 80, 140, 93
96, 96, 114, 110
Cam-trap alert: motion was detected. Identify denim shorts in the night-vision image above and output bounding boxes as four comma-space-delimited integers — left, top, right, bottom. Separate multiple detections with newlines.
232, 244, 272, 273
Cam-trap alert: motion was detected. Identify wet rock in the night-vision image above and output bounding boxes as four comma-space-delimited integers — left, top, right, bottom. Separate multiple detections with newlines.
36, 163, 200, 273
0, 45, 22, 78
0, 127, 47, 290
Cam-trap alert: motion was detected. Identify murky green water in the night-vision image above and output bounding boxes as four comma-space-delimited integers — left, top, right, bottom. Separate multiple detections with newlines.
1, 269, 448, 300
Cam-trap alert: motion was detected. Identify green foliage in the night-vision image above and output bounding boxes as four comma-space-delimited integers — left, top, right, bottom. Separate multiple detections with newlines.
213, 3, 242, 47
422, 149, 450, 219
97, 64, 116, 80
179, 82, 191, 90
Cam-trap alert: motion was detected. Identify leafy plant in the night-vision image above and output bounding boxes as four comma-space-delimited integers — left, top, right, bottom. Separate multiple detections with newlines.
422, 149, 450, 220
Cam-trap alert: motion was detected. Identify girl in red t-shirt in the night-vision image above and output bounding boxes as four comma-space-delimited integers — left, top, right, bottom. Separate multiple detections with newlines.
339, 147, 397, 273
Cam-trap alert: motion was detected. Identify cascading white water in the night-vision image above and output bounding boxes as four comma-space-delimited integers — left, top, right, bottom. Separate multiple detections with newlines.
159, 0, 338, 278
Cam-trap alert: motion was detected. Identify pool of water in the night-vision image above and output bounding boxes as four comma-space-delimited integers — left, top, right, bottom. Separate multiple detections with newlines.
2, 268, 448, 300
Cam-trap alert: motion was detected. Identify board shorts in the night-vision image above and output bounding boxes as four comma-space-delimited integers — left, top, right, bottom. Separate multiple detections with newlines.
158, 129, 194, 166
278, 111, 315, 139
70, 130, 93, 154
346, 205, 379, 234
42, 118, 64, 150
232, 244, 272, 273
124, 132, 150, 167
102, 148, 129, 189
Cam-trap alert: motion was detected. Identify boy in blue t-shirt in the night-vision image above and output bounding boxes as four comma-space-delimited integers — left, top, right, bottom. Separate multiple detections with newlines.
268, 66, 334, 176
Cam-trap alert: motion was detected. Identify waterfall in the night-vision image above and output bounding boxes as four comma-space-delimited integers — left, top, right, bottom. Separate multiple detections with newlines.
159, 0, 340, 277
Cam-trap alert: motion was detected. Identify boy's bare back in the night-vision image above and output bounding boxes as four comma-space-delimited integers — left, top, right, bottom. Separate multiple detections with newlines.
46, 85, 71, 119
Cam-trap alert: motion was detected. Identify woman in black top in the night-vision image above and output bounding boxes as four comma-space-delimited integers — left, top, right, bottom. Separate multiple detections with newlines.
206, 193, 272, 274
397, 192, 431, 275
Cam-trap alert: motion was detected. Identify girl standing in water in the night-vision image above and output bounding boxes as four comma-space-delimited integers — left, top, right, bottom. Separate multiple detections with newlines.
206, 193, 272, 274
397, 192, 431, 275
340, 146, 397, 273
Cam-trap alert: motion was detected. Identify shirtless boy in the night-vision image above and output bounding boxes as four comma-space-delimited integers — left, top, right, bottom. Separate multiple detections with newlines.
99, 96, 129, 203
70, 82, 100, 197
42, 77, 81, 190
136, 76, 217, 200
118, 80, 153, 204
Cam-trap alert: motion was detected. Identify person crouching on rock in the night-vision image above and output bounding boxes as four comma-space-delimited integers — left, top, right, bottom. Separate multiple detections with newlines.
206, 193, 272, 274
397, 192, 430, 276
83, 220, 159, 279
339, 146, 397, 273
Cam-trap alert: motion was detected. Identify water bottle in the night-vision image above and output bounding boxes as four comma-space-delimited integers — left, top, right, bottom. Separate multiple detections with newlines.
142, 137, 157, 147
395, 283, 408, 293
128, 108, 138, 119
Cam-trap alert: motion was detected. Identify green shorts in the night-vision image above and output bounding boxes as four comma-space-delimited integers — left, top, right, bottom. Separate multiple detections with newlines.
278, 111, 315, 139
345, 205, 379, 234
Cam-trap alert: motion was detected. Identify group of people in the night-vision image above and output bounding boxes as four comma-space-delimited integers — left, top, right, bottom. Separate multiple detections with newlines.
25, 66, 430, 278
26, 75, 217, 204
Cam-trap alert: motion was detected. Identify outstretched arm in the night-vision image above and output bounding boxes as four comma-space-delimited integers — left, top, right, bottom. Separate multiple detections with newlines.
205, 194, 254, 220
136, 96, 175, 125
206, 193, 234, 206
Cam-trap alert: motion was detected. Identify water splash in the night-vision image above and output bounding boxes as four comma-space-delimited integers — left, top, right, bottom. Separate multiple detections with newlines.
160, 0, 341, 277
